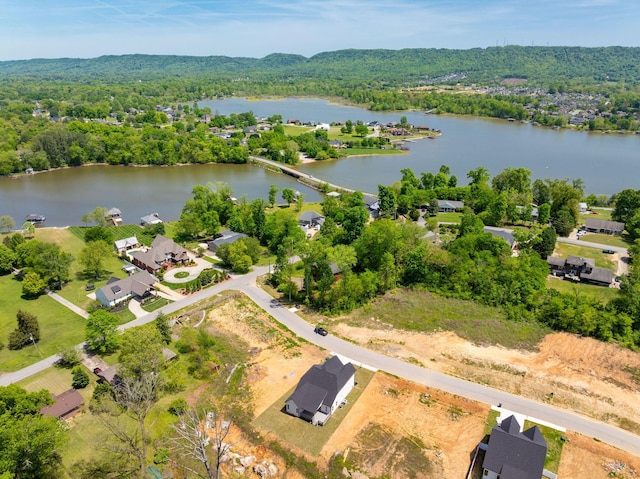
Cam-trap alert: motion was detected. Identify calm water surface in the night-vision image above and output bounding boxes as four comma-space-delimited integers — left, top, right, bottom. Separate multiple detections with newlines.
1, 98, 638, 227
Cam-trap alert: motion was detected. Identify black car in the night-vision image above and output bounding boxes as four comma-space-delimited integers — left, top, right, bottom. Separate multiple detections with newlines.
314, 326, 328, 336
603, 249, 615, 254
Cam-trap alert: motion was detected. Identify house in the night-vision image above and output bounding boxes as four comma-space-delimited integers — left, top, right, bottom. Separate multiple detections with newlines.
329, 139, 345, 148
437, 200, 464, 212
162, 348, 177, 361
95, 271, 157, 307
298, 211, 325, 228
515, 205, 539, 222
284, 356, 355, 426
363, 195, 380, 217
40, 388, 84, 419
546, 255, 613, 286
243, 125, 258, 134
207, 230, 247, 253
484, 227, 516, 249
585, 218, 625, 235
105, 207, 123, 225
97, 365, 120, 386
132, 235, 189, 273
482, 415, 547, 479
579, 202, 588, 213
140, 213, 163, 226
114, 236, 140, 254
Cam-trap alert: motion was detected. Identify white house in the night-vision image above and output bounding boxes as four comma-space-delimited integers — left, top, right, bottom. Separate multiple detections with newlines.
114, 236, 140, 254
95, 271, 157, 308
284, 356, 355, 426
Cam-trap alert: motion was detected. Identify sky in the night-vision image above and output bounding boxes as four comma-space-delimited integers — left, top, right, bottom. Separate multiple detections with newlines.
0, 0, 638, 61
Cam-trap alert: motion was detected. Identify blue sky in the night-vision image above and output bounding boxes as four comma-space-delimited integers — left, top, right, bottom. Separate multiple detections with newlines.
0, 0, 638, 61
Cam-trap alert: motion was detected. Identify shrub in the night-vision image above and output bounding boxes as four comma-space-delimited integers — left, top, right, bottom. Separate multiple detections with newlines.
168, 398, 188, 416
7, 310, 40, 350
72, 366, 90, 389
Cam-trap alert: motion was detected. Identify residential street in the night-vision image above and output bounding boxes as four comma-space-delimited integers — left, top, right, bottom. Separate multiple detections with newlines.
2, 264, 639, 456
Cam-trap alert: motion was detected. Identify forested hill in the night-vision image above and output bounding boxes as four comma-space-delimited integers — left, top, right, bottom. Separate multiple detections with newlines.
1, 46, 639, 85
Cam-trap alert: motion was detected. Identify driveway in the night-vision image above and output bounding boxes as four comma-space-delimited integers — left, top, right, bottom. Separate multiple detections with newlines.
163, 256, 217, 283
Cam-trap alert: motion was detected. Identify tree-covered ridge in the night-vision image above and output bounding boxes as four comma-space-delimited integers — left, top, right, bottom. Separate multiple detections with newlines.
1, 46, 640, 85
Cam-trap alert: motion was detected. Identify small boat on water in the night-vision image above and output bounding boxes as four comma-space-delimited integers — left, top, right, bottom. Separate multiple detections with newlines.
25, 214, 46, 224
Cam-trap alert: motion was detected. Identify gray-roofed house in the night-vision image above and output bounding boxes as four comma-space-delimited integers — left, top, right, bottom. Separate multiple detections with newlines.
585, 218, 625, 235
207, 230, 247, 253
105, 207, 123, 225
114, 236, 140, 254
484, 227, 516, 249
40, 388, 84, 419
97, 365, 120, 386
546, 255, 612, 287
298, 211, 325, 228
140, 213, 163, 226
437, 200, 464, 212
95, 271, 157, 308
132, 234, 189, 273
363, 195, 380, 217
285, 356, 356, 426
482, 415, 547, 479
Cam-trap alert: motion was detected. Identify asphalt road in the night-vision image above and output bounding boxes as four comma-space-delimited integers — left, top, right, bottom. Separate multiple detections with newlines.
2, 264, 639, 456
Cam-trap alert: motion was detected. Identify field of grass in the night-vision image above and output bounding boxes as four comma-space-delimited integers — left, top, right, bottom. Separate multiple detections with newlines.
553, 243, 618, 269
343, 288, 549, 350
523, 420, 565, 473
578, 232, 629, 248
546, 277, 620, 303
0, 275, 86, 372
483, 409, 501, 435
68, 224, 156, 246
435, 212, 464, 223
253, 367, 375, 456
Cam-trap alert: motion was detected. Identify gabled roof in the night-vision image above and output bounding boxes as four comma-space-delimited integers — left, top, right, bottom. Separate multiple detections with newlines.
40, 388, 84, 418
585, 218, 625, 232
135, 235, 188, 268
482, 415, 547, 479
286, 356, 355, 413
547, 256, 566, 268
363, 195, 379, 208
298, 211, 325, 224
580, 266, 613, 284
115, 236, 139, 250
97, 271, 157, 302
484, 227, 516, 247
106, 207, 121, 217
566, 255, 595, 268
207, 230, 247, 251
437, 199, 465, 209
140, 213, 163, 225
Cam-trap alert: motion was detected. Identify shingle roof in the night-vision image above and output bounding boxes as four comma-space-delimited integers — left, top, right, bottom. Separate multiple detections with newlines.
97, 271, 156, 303
547, 256, 566, 268
438, 200, 464, 209
580, 267, 613, 284
286, 356, 355, 413
298, 211, 325, 224
40, 388, 84, 418
482, 415, 547, 479
134, 235, 188, 269
115, 236, 139, 250
566, 255, 595, 268
585, 218, 625, 232
484, 227, 516, 247
207, 230, 247, 252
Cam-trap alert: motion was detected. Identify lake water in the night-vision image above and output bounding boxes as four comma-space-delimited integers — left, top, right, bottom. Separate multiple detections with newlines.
1, 97, 638, 227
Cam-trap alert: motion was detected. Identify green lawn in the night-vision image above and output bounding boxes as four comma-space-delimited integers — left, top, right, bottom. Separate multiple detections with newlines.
0, 275, 86, 372
553, 243, 618, 269
523, 420, 565, 473
343, 288, 549, 350
577, 232, 629, 248
546, 277, 620, 303
141, 297, 170, 312
435, 212, 464, 223
253, 367, 375, 456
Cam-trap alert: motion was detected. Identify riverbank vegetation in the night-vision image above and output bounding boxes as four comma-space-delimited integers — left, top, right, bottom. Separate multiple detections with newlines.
1, 48, 640, 177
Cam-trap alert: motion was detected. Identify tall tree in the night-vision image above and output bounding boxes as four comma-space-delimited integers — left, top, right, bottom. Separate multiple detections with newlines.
268, 184, 279, 207
78, 240, 112, 279
85, 310, 119, 354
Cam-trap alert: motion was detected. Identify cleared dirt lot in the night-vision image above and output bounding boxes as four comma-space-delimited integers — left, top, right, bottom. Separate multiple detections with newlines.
207, 296, 640, 478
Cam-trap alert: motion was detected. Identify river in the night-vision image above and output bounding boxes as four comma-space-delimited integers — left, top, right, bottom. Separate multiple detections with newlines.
1, 97, 638, 227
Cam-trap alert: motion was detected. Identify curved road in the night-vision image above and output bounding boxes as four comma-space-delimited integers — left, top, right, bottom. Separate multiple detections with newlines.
2, 265, 639, 456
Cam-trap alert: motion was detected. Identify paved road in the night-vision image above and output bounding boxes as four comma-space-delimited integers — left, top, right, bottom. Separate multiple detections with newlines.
3, 265, 640, 456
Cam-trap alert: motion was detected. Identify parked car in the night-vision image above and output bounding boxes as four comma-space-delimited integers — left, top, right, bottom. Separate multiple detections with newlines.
314, 326, 328, 336
85, 284, 95, 291
93, 367, 103, 375
603, 249, 615, 254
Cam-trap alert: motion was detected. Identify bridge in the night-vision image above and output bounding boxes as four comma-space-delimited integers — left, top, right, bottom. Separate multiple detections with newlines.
249, 155, 376, 197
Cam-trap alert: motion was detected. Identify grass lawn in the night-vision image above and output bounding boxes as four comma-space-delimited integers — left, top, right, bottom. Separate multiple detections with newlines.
0, 275, 86, 372
141, 296, 170, 312
483, 409, 501, 436
523, 420, 565, 473
577, 232, 630, 248
253, 367, 375, 456
546, 277, 620, 303
342, 288, 549, 350
580, 208, 612, 222
553, 243, 618, 269
435, 212, 464, 223
344, 147, 405, 156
